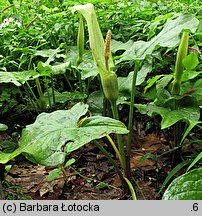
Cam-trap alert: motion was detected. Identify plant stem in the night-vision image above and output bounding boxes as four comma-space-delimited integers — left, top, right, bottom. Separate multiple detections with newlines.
70, 166, 118, 189
110, 101, 126, 176
25, 81, 40, 109
44, 77, 51, 108
126, 61, 140, 178
105, 133, 124, 169
36, 78, 46, 110
77, 70, 83, 93
50, 75, 56, 107
132, 178, 146, 200
64, 73, 73, 91
93, 140, 123, 179
123, 176, 137, 200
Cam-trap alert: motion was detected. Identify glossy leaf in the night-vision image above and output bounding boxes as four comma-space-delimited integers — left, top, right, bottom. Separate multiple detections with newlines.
111, 39, 134, 53
0, 70, 38, 86
65, 115, 128, 154
65, 47, 98, 79
118, 59, 153, 93
0, 103, 128, 166
37, 61, 71, 76
33, 49, 61, 59
161, 107, 200, 129
181, 70, 201, 82
119, 13, 199, 62
182, 53, 199, 70
0, 123, 8, 131
135, 104, 200, 129
162, 167, 202, 200
87, 90, 104, 115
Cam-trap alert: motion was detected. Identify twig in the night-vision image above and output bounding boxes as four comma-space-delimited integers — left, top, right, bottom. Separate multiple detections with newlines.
25, 15, 39, 30
0, 4, 14, 15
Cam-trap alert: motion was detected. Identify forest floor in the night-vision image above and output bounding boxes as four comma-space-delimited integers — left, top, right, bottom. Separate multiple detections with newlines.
0, 134, 180, 200
0, 110, 201, 200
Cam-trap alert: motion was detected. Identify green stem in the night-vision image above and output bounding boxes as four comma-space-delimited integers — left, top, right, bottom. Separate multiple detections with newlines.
36, 78, 46, 110
25, 81, 40, 109
105, 133, 124, 169
93, 140, 123, 179
50, 75, 56, 107
77, 70, 83, 93
126, 61, 140, 178
23, 85, 38, 111
44, 77, 51, 108
110, 101, 126, 176
132, 178, 146, 200
123, 176, 137, 200
64, 73, 73, 91
70, 166, 118, 189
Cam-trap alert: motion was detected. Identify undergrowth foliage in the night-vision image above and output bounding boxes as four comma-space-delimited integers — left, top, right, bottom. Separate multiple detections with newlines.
0, 0, 202, 200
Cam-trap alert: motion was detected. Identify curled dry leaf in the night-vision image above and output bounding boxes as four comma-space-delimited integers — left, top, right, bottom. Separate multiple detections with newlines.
130, 134, 169, 171
5, 163, 65, 198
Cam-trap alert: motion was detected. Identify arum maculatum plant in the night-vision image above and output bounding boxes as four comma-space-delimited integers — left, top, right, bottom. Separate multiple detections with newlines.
171, 31, 189, 148
71, 3, 135, 195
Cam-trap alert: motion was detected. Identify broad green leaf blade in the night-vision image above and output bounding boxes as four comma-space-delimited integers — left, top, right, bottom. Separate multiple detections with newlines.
51, 62, 71, 75
0, 102, 88, 166
119, 13, 199, 62
0, 147, 25, 164
136, 59, 153, 85
37, 61, 71, 76
181, 70, 202, 82
87, 90, 104, 116
162, 167, 202, 200
65, 116, 129, 154
33, 49, 61, 58
144, 75, 163, 93
182, 53, 199, 70
118, 71, 133, 95
135, 104, 200, 129
118, 59, 153, 93
0, 70, 38, 86
161, 107, 200, 129
111, 39, 134, 53
45, 47, 61, 65
0, 103, 128, 167
65, 47, 98, 79
77, 58, 98, 79
19, 102, 89, 166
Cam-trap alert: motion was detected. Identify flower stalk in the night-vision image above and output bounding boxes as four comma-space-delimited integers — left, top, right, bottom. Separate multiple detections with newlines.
76, 15, 84, 66
71, 3, 127, 176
